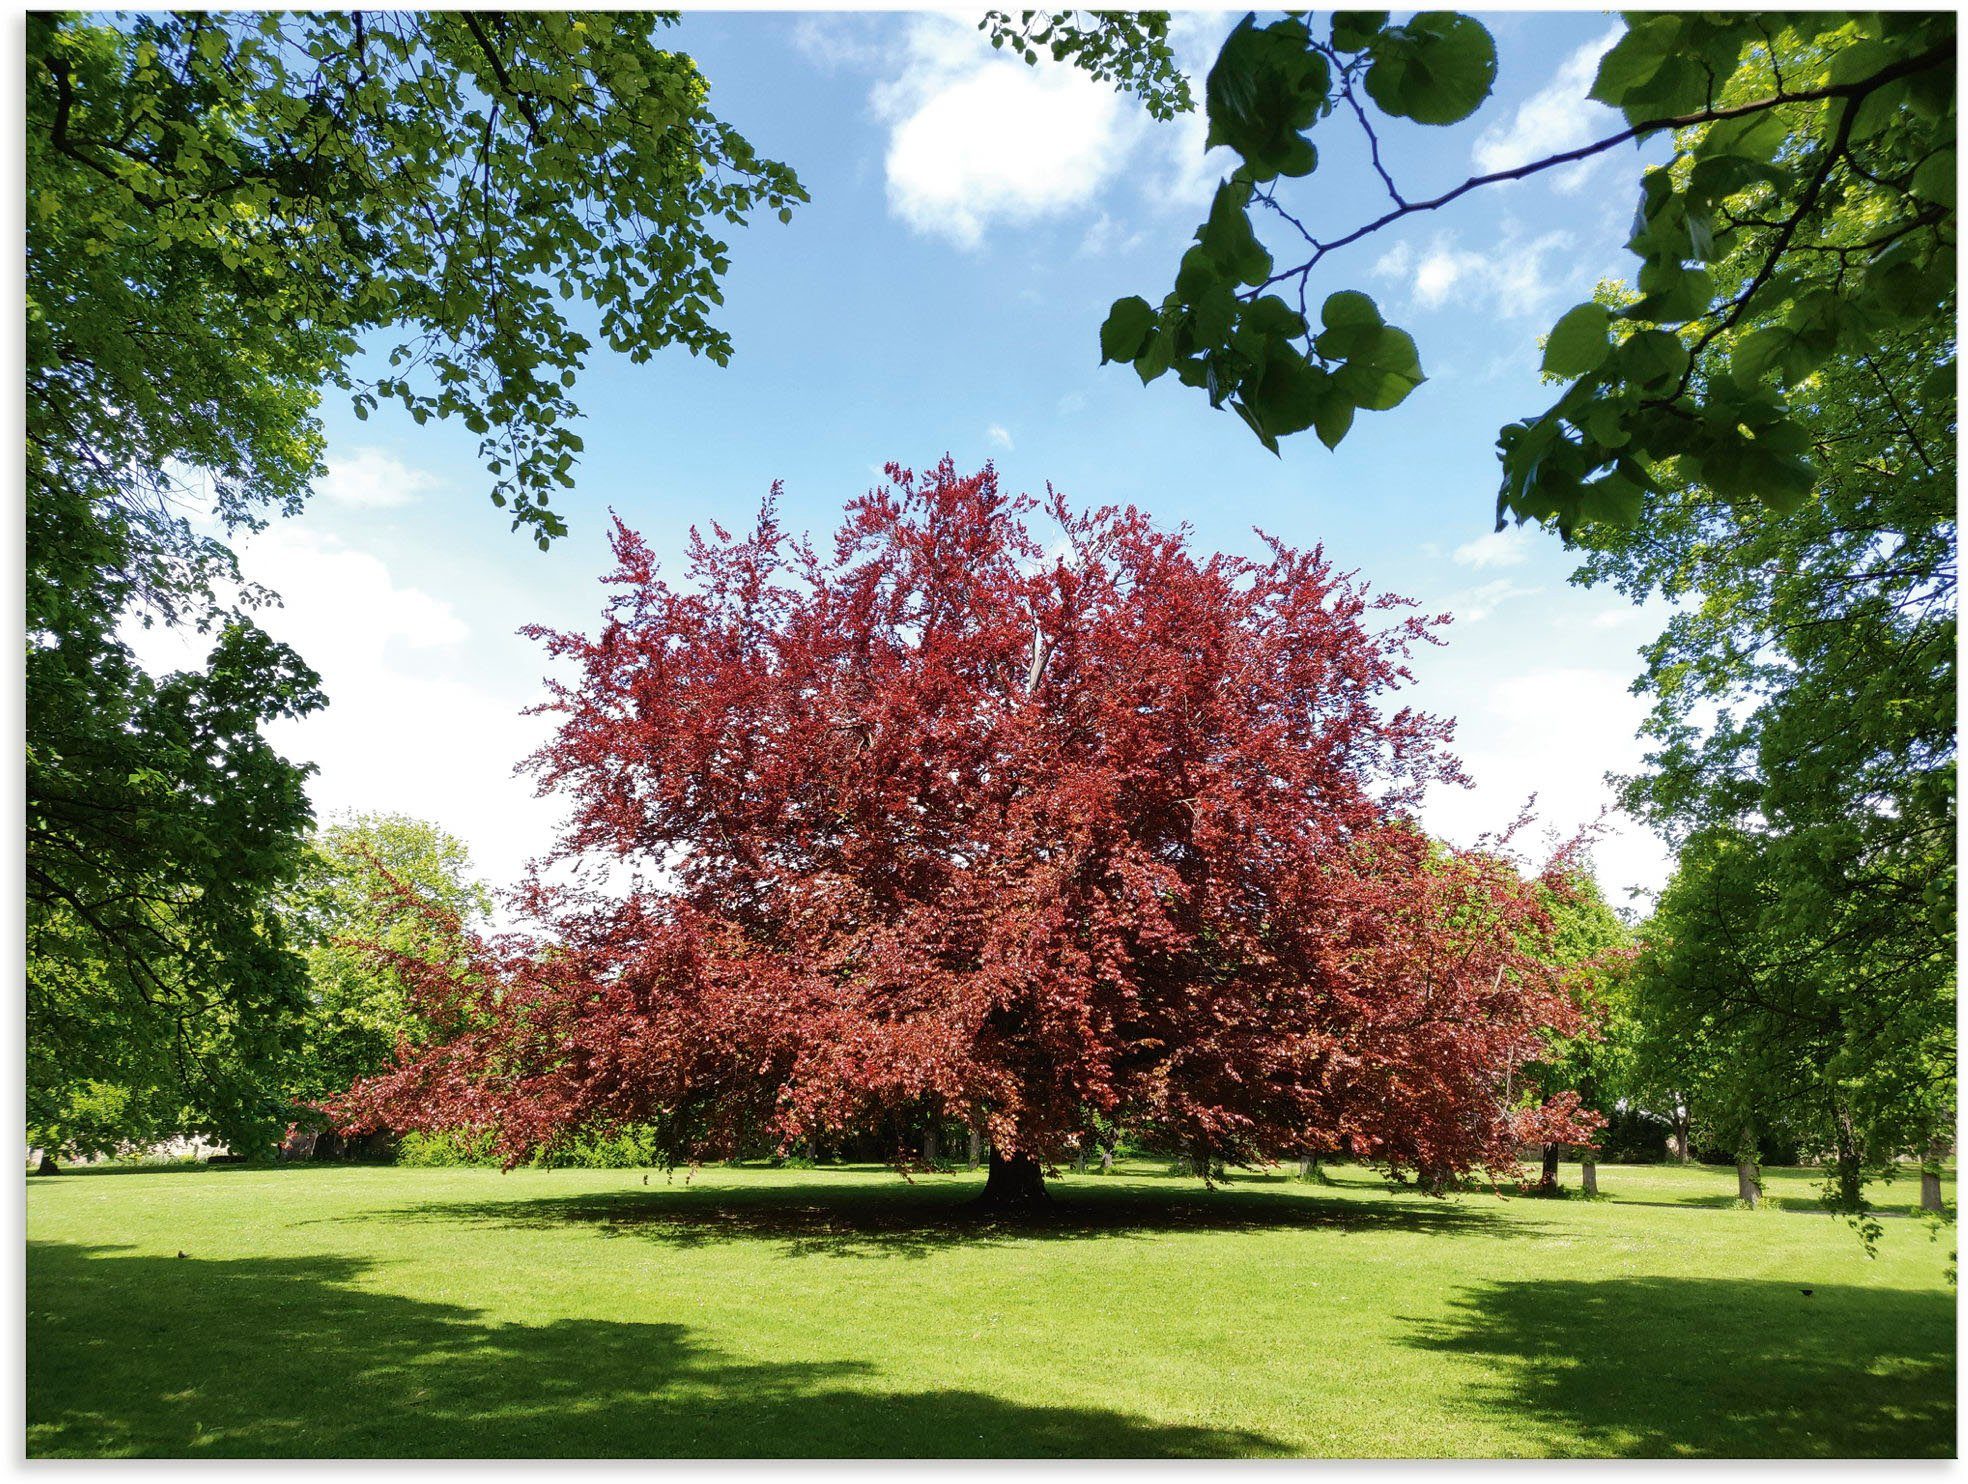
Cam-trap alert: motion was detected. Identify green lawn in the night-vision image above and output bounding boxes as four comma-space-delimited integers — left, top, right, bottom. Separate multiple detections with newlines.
25, 1158, 1957, 1458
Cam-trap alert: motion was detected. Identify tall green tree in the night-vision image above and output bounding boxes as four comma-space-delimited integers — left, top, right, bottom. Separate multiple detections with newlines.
1569, 66, 1956, 1224
25, 11, 802, 1152
280, 813, 493, 1118
1517, 872, 1636, 1195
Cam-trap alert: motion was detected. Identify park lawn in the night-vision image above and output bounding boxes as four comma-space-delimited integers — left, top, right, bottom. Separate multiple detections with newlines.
25, 1158, 1956, 1459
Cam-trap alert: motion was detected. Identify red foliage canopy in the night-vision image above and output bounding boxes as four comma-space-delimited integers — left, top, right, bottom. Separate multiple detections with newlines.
337, 460, 1590, 1185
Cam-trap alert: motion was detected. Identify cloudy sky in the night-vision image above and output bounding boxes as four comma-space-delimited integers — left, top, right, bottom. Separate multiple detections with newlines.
137, 9, 1676, 913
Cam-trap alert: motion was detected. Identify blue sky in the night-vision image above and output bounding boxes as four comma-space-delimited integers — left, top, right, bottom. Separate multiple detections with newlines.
142, 8, 1678, 909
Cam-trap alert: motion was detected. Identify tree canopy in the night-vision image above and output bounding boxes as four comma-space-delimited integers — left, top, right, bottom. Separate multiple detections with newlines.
1097, 10, 1956, 535
335, 461, 1596, 1201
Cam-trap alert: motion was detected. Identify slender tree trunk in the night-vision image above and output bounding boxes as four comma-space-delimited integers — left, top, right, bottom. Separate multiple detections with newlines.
1672, 1106, 1691, 1164
967, 1127, 984, 1169
974, 1149, 1048, 1211
1736, 1128, 1762, 1208
1921, 1132, 1949, 1212
921, 1123, 938, 1166
1582, 1157, 1599, 1196
1099, 1145, 1113, 1174
1539, 1143, 1562, 1193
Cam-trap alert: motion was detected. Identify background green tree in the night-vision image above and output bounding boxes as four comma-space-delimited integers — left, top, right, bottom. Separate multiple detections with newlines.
1517, 872, 1637, 1195
280, 813, 493, 1120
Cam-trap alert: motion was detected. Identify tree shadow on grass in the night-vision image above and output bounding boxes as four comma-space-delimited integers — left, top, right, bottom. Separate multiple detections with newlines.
367, 1174, 1534, 1260
26, 1241, 1289, 1458
1404, 1275, 1955, 1458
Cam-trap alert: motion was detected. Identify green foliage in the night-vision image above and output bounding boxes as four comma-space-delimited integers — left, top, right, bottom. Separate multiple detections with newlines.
1576, 213, 1954, 1224
1517, 872, 1639, 1139
1097, 10, 1955, 537
28, 11, 803, 548
280, 813, 493, 1115
980, 11, 1193, 121
1359, 12, 1496, 127
396, 1124, 665, 1170
27, 619, 324, 1160
25, 12, 799, 1157
1632, 824, 1953, 1237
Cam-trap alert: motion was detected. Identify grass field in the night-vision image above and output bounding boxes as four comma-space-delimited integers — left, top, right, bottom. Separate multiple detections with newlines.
25, 1158, 1957, 1458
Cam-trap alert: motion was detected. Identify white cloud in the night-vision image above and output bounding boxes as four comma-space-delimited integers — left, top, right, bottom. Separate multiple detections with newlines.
1420, 665, 1668, 908
1079, 211, 1146, 257
318, 447, 441, 509
118, 524, 558, 891
1452, 526, 1536, 570
1472, 27, 1623, 180
789, 14, 889, 73
242, 525, 468, 657
874, 16, 1146, 249
1455, 577, 1541, 623
986, 423, 1015, 451
1145, 11, 1241, 209
1372, 226, 1583, 320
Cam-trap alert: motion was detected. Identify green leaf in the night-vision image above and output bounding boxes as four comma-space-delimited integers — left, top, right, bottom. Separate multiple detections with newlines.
1174, 244, 1223, 301
1198, 179, 1273, 286
1247, 345, 1328, 438
1330, 12, 1388, 52
1244, 294, 1308, 339
1331, 325, 1425, 411
1542, 302, 1612, 378
1589, 16, 1680, 107
1321, 289, 1385, 331
1911, 149, 1955, 208
1617, 329, 1690, 391
1364, 13, 1498, 127
1099, 296, 1157, 364
1204, 16, 1332, 181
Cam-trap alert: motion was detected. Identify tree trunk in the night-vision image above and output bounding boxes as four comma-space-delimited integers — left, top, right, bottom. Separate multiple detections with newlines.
1299, 1154, 1315, 1180
1539, 1143, 1561, 1193
1581, 1157, 1598, 1196
1098, 1145, 1113, 1175
1735, 1160, 1761, 1207
921, 1123, 938, 1166
974, 1150, 1048, 1211
1921, 1132, 1949, 1212
967, 1127, 984, 1169
1672, 1108, 1691, 1163
34, 1152, 59, 1176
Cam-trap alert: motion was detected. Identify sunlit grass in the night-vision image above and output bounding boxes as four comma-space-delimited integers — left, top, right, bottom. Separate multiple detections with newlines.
25, 1158, 1956, 1458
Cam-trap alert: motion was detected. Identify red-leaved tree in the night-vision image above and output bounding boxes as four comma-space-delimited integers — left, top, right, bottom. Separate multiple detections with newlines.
336, 459, 1593, 1205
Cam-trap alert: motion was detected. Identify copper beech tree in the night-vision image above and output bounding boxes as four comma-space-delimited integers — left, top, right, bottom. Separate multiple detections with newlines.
336, 460, 1595, 1207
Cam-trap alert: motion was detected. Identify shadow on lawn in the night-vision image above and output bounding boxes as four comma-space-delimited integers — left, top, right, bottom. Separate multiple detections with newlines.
26, 1241, 1288, 1458
371, 1175, 1530, 1259
1405, 1275, 1955, 1457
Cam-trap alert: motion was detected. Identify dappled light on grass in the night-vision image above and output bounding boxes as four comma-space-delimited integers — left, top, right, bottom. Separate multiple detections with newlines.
27, 1161, 1957, 1458
25, 1241, 1285, 1458
1405, 1276, 1955, 1458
